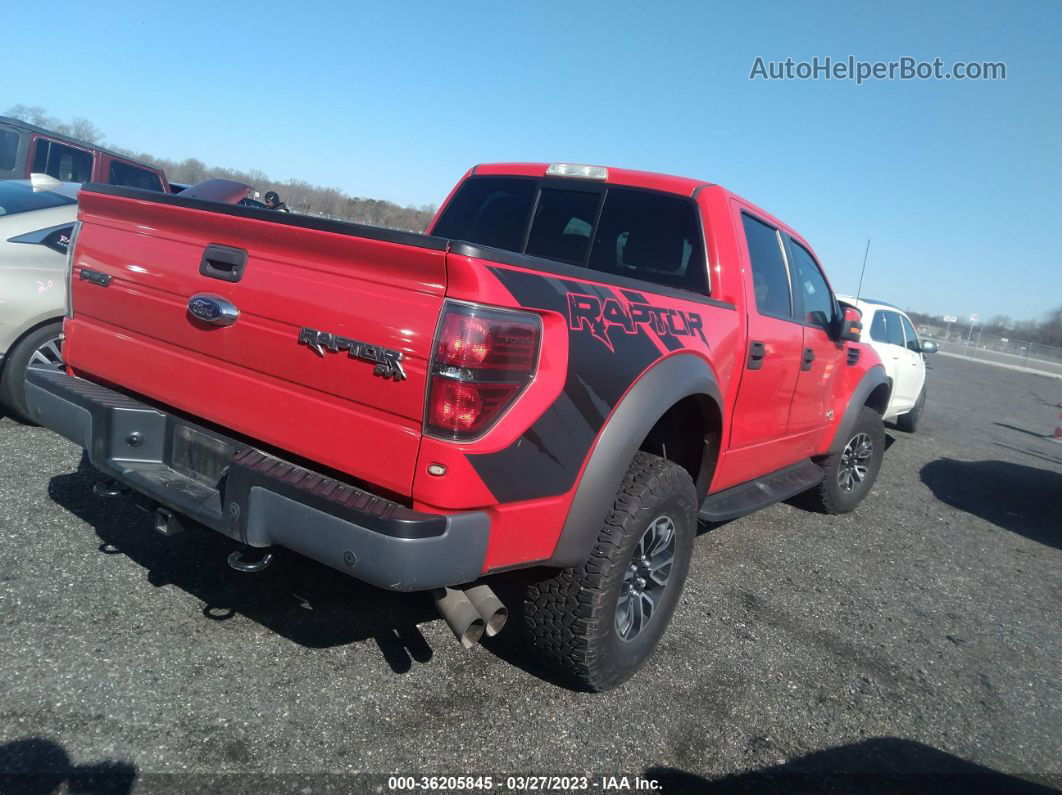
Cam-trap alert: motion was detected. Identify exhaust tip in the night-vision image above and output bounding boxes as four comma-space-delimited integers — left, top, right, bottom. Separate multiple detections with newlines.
459, 618, 486, 649
464, 584, 508, 637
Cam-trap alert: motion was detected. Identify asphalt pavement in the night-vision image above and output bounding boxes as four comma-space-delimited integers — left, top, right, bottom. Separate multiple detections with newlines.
0, 354, 1059, 793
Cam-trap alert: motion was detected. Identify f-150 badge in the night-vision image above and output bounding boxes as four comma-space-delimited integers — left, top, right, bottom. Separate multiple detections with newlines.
298, 327, 406, 381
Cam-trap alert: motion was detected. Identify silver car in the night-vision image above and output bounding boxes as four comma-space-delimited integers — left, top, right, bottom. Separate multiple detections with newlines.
0, 175, 78, 421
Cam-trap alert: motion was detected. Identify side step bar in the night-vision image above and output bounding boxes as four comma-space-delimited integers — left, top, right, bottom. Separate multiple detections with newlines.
699, 459, 824, 523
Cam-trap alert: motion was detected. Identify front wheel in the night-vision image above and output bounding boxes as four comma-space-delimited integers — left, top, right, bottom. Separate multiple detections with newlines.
0, 320, 64, 424
801, 406, 885, 514
521, 452, 697, 691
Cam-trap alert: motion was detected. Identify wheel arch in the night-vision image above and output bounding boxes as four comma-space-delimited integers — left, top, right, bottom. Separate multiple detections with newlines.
828, 365, 889, 454
548, 352, 722, 567
0, 315, 64, 376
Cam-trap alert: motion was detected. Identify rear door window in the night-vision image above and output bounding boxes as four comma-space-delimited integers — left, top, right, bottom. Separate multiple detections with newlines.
870, 311, 888, 343
109, 160, 164, 191
31, 139, 93, 182
885, 311, 906, 347
741, 214, 792, 319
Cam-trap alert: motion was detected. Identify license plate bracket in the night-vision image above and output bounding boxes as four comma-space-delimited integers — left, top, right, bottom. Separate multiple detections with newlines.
170, 424, 238, 486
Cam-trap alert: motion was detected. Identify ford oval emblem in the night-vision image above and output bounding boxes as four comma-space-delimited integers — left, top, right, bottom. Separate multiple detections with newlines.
187, 293, 239, 327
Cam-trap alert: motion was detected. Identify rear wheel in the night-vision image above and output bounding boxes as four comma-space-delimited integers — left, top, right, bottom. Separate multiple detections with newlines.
802, 406, 885, 514
521, 452, 697, 691
896, 386, 926, 433
0, 321, 64, 424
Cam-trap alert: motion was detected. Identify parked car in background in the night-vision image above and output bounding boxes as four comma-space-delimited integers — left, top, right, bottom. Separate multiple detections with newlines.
170, 181, 269, 209
0, 116, 168, 192
0, 175, 77, 421
838, 296, 937, 432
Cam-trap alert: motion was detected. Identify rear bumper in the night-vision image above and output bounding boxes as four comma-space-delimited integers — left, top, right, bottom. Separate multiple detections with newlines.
25, 368, 489, 591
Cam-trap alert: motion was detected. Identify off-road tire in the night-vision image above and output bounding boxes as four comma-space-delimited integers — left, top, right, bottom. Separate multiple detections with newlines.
0, 321, 64, 424
522, 452, 697, 691
802, 406, 885, 514
896, 386, 926, 433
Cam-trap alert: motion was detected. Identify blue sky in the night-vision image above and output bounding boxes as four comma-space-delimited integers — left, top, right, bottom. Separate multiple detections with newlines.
6, 0, 1060, 321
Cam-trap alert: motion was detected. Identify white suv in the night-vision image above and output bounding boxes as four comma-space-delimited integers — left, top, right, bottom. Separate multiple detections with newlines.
837, 296, 937, 432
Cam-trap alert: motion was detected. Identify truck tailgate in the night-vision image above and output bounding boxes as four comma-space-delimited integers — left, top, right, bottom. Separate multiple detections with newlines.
66, 187, 448, 497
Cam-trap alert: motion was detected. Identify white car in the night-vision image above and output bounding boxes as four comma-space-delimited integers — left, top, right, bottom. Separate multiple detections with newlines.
837, 296, 937, 432
0, 175, 78, 422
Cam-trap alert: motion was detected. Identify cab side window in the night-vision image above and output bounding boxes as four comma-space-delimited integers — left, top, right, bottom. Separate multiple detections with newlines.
109, 160, 164, 192
741, 214, 792, 319
787, 238, 837, 331
31, 139, 93, 183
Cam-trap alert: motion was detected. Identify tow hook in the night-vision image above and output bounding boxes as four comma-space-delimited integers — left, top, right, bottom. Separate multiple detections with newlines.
227, 547, 274, 573
92, 478, 127, 497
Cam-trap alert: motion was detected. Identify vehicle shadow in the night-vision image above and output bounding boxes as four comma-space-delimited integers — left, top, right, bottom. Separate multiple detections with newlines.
920, 458, 1061, 550
646, 736, 1059, 794
46, 455, 441, 673
0, 735, 136, 795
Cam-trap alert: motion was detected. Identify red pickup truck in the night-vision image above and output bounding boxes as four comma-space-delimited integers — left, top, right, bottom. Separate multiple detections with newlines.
26, 162, 888, 691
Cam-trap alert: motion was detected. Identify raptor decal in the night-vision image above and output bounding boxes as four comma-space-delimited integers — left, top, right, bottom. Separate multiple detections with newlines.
567, 292, 707, 352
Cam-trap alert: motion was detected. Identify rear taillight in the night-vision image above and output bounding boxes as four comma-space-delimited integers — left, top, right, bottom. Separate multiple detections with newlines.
426, 302, 540, 440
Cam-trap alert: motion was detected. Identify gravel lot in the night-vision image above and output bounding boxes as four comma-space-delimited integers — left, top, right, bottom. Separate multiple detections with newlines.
1, 354, 1059, 793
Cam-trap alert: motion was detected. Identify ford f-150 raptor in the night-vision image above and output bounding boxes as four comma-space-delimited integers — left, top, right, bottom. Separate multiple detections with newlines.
25, 162, 889, 691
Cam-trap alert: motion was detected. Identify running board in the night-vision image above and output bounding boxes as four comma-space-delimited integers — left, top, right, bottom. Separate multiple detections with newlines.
699, 459, 824, 523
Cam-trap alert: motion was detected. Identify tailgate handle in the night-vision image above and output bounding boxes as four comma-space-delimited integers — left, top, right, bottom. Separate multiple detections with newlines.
199, 244, 247, 283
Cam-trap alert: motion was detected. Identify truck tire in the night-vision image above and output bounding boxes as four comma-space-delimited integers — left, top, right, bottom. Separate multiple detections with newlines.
0, 321, 64, 424
895, 386, 926, 433
522, 452, 697, 691
803, 406, 885, 514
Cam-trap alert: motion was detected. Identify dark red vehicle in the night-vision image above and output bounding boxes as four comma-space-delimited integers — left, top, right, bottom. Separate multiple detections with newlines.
0, 116, 168, 192
27, 162, 888, 690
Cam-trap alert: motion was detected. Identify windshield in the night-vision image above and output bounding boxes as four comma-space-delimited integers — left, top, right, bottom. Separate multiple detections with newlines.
0, 181, 76, 217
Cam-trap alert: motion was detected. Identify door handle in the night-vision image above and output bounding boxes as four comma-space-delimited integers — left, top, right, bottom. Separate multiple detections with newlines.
199, 243, 247, 283
801, 347, 815, 371
747, 340, 766, 370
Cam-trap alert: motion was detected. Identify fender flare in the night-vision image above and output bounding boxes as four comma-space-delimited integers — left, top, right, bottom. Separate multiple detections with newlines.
827, 365, 889, 454
548, 352, 722, 567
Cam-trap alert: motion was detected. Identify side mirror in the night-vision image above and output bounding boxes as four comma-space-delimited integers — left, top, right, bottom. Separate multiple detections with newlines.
839, 306, 863, 343
920, 339, 938, 354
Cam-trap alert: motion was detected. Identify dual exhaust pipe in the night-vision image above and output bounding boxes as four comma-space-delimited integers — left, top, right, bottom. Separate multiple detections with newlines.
434, 584, 507, 648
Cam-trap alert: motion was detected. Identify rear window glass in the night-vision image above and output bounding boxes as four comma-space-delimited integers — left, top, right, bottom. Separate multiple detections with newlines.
0, 181, 76, 217
109, 160, 164, 192
432, 177, 535, 251
0, 128, 18, 171
434, 176, 708, 293
525, 188, 599, 264
589, 188, 705, 292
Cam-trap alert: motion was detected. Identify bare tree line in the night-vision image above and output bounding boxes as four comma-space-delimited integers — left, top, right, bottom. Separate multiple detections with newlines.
907, 306, 1062, 348
4, 105, 437, 232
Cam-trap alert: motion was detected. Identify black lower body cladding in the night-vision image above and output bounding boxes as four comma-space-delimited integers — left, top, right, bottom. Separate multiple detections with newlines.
24, 368, 490, 591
